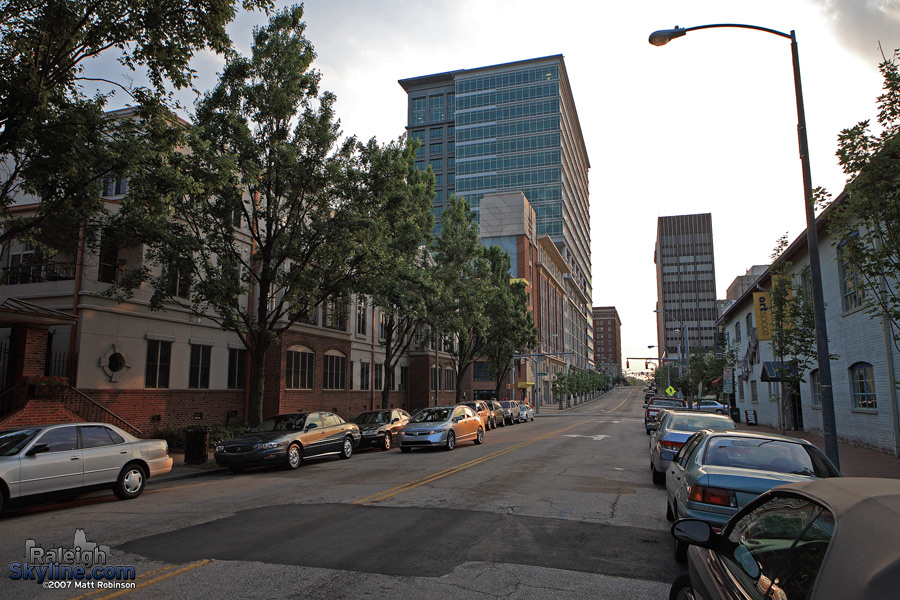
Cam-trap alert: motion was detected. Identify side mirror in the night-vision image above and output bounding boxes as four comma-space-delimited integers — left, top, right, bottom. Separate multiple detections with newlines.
392, 418, 400, 424
305, 423, 318, 431
671, 519, 713, 546
642, 404, 648, 409
26, 443, 50, 456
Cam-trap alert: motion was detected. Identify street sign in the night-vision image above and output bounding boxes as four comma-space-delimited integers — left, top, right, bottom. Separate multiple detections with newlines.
537, 372, 548, 377
666, 386, 676, 397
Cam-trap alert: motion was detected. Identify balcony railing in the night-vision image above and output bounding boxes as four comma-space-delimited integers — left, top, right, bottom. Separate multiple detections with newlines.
1, 262, 76, 284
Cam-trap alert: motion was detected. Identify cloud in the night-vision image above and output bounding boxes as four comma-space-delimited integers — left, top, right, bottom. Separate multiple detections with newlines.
810, 0, 900, 60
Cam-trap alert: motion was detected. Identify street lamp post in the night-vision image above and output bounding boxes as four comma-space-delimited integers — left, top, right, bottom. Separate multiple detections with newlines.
649, 23, 839, 468
654, 308, 689, 380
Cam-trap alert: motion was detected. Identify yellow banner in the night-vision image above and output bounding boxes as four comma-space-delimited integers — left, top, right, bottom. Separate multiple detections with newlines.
753, 292, 773, 341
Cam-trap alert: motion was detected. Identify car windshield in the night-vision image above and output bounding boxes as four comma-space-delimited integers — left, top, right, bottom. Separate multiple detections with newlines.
253, 415, 303, 432
0, 428, 41, 456
652, 399, 683, 407
411, 408, 451, 423
354, 411, 389, 425
670, 415, 736, 432
703, 437, 826, 476
500, 401, 514, 408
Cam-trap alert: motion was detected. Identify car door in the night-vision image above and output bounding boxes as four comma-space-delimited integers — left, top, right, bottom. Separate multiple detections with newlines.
301, 413, 327, 456
667, 432, 703, 518
80, 425, 130, 487
320, 412, 344, 453
18, 425, 83, 496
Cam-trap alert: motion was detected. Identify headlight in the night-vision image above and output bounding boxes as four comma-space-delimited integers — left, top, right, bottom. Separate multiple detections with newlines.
429, 428, 446, 434
215, 445, 224, 453
255, 441, 281, 450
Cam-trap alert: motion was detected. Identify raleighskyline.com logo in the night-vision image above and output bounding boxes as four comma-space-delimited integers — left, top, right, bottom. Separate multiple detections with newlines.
8, 529, 136, 589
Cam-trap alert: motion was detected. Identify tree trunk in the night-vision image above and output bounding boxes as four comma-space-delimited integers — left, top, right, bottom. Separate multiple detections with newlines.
248, 331, 273, 427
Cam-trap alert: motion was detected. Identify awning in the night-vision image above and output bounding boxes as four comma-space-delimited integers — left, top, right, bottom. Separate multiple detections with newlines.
0, 296, 78, 327
760, 361, 797, 382
517, 381, 535, 388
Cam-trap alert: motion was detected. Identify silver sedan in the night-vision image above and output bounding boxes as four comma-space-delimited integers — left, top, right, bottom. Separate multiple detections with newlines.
0, 423, 173, 511
397, 406, 484, 452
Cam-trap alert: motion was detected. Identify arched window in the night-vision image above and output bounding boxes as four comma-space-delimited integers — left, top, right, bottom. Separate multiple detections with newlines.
286, 345, 314, 390
809, 369, 821, 407
323, 350, 347, 390
849, 362, 876, 409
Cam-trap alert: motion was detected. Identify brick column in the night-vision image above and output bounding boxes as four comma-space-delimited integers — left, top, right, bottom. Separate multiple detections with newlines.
11, 326, 49, 385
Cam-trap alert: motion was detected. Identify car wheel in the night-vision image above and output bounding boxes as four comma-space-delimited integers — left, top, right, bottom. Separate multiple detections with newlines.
113, 464, 146, 500
445, 431, 455, 451
499, 417, 505, 427
381, 434, 392, 451
285, 443, 302, 469
666, 500, 675, 522
652, 466, 665, 485
669, 574, 694, 600
339, 436, 354, 459
474, 427, 484, 445
490, 418, 496, 430
0, 488, 5, 512
674, 537, 688, 563
400, 447, 411, 453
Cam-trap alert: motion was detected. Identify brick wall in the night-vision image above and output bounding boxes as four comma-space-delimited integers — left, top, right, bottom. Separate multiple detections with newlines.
0, 398, 82, 429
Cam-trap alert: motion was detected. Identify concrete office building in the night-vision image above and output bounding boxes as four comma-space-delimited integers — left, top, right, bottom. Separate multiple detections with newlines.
654, 213, 718, 361
398, 55, 593, 375
593, 306, 622, 377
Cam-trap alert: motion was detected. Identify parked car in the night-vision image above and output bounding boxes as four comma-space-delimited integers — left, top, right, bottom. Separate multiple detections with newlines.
214, 412, 360, 472
486, 400, 506, 428
518, 403, 535, 422
665, 429, 841, 561
460, 400, 493, 430
649, 410, 735, 484
397, 405, 484, 452
0, 423, 173, 511
499, 400, 521, 425
669, 477, 900, 600
694, 399, 728, 414
643, 397, 687, 434
352, 409, 411, 451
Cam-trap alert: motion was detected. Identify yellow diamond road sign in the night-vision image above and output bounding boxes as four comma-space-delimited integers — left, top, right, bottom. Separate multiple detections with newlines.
666, 386, 676, 397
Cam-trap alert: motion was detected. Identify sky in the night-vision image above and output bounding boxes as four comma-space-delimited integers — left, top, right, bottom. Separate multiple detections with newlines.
93, 0, 900, 376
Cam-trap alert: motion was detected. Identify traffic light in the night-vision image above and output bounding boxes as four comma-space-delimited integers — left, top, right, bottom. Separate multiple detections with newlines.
626, 360, 629, 369
645, 362, 649, 369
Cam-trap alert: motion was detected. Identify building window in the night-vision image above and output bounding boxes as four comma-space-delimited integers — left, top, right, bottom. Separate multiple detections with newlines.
430, 158, 443, 170
430, 142, 442, 154
400, 366, 408, 391
356, 297, 367, 335
738, 379, 745, 401
750, 380, 758, 404
411, 97, 426, 124
432, 366, 441, 391
745, 312, 753, 334
809, 369, 821, 407
838, 244, 864, 312
98, 230, 120, 284
324, 297, 348, 331
430, 127, 442, 139
286, 348, 314, 390
360, 361, 370, 391
188, 345, 211, 389
444, 368, 455, 391
324, 352, 347, 390
850, 362, 877, 409
164, 262, 191, 299
374, 363, 383, 391
735, 322, 742, 344
145, 340, 171, 389
228, 348, 246, 389
429, 95, 444, 122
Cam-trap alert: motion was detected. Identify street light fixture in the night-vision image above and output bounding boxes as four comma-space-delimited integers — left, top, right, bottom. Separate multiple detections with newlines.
648, 23, 839, 468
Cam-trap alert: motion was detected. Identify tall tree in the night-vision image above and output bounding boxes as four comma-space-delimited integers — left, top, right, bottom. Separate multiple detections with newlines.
352, 138, 435, 409
430, 196, 489, 403
481, 245, 537, 402
0, 0, 271, 245
826, 48, 900, 354
118, 5, 398, 425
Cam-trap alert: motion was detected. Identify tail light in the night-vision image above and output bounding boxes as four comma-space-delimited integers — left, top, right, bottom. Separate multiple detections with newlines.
658, 440, 684, 452
688, 485, 737, 508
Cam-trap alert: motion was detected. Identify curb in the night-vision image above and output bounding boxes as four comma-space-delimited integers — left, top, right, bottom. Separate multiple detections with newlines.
149, 466, 229, 485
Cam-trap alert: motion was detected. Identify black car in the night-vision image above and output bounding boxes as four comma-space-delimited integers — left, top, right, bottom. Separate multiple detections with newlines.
352, 409, 411, 451
214, 412, 360, 472
669, 477, 900, 600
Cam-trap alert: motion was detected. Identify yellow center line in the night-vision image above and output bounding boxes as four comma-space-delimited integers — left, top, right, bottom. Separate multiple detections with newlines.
86, 559, 215, 599
353, 421, 588, 505
69, 565, 182, 600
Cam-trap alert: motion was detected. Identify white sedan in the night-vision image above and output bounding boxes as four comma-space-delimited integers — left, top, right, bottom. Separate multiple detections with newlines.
518, 403, 535, 422
0, 423, 173, 511
694, 400, 728, 414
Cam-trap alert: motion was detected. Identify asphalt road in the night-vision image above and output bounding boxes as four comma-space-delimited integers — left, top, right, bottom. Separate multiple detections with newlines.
0, 386, 684, 599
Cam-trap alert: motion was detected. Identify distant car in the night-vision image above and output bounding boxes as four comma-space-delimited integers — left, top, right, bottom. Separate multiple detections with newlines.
643, 397, 687, 434
460, 401, 493, 430
499, 400, 521, 425
352, 409, 411, 451
485, 400, 506, 428
0, 423, 173, 511
518, 403, 535, 422
649, 410, 735, 484
665, 429, 841, 561
397, 405, 484, 452
670, 477, 900, 600
694, 399, 728, 414
214, 412, 360, 472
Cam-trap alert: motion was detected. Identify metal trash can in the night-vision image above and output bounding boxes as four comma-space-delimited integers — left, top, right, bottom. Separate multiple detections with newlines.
183, 426, 210, 465
730, 407, 741, 423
